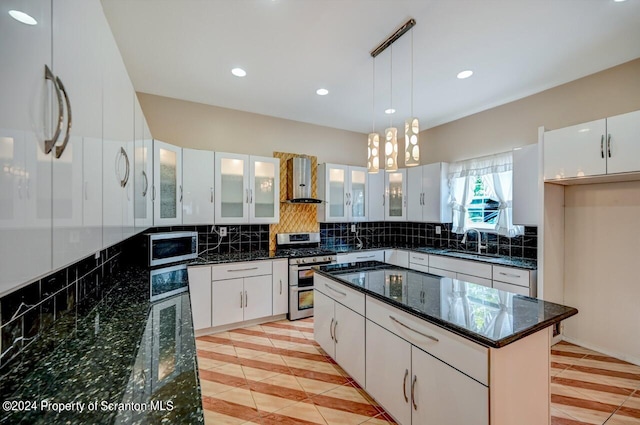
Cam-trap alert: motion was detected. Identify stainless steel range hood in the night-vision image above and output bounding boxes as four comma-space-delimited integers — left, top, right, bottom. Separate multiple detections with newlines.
286, 157, 322, 204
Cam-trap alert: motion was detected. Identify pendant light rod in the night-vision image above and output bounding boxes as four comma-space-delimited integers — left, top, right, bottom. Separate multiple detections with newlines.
370, 18, 416, 58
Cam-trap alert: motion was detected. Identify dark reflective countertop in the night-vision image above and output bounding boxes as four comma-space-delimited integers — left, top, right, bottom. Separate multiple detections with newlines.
189, 250, 288, 265
316, 261, 576, 348
0, 265, 203, 425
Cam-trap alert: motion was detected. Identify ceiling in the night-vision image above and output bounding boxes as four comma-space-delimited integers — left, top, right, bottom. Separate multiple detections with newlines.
101, 0, 640, 134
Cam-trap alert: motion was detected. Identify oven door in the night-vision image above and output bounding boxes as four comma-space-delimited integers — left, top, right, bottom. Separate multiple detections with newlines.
149, 232, 198, 266
289, 284, 314, 320
150, 264, 189, 301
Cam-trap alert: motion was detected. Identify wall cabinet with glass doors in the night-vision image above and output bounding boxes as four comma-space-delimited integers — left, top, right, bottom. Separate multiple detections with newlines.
317, 164, 368, 222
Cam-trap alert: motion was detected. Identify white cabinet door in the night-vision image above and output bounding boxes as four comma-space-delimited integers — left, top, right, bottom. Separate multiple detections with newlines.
83, 137, 102, 255
313, 289, 335, 358
457, 273, 492, 288
367, 171, 385, 222
512, 144, 538, 226
411, 346, 488, 425
212, 278, 244, 327
153, 140, 182, 225
134, 99, 153, 230
215, 152, 249, 224
187, 266, 212, 330
334, 303, 365, 386
493, 280, 529, 296
385, 169, 407, 221
407, 166, 423, 222
122, 140, 135, 241
183, 148, 214, 225
318, 163, 349, 222
606, 110, 640, 175
243, 275, 272, 321
102, 140, 127, 247
349, 167, 368, 221
544, 119, 606, 180
385, 250, 410, 268
422, 162, 451, 223
428, 267, 456, 279
249, 156, 280, 224
366, 320, 412, 425
272, 259, 288, 316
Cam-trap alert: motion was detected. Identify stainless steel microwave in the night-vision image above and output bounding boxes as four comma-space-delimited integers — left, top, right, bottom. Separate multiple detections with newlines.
147, 231, 198, 267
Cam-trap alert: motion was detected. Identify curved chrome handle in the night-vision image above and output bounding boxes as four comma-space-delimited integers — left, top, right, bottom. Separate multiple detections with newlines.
403, 369, 409, 402
607, 134, 611, 158
119, 147, 130, 187
179, 185, 183, 202
325, 283, 347, 297
330, 318, 335, 341
333, 320, 338, 343
44, 65, 63, 155
240, 292, 243, 308
116, 149, 123, 184
279, 279, 282, 295
382, 193, 385, 206
54, 76, 72, 159
389, 315, 439, 342
411, 375, 417, 410
142, 171, 148, 197
244, 290, 248, 307
600, 135, 604, 159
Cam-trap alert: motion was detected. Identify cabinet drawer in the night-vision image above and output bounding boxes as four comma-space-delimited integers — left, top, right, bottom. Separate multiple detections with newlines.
493, 280, 529, 296
493, 266, 530, 288
457, 273, 492, 288
211, 260, 272, 280
409, 251, 429, 267
428, 267, 456, 279
316, 275, 365, 316
429, 255, 492, 279
366, 296, 488, 385
350, 250, 384, 262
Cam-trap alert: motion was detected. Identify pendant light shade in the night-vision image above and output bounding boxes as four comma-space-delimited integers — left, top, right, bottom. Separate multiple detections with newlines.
404, 117, 419, 167
368, 132, 380, 173
384, 127, 398, 171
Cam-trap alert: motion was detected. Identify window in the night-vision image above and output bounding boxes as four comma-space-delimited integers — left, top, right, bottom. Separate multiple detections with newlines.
449, 152, 523, 237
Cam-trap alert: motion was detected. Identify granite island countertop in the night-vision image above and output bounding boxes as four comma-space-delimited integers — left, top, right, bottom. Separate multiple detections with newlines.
315, 261, 576, 348
189, 250, 288, 266
0, 265, 204, 425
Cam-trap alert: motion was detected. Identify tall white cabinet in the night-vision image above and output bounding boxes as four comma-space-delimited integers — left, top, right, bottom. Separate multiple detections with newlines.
182, 148, 214, 225
153, 140, 182, 226
406, 163, 450, 223
385, 169, 407, 221
367, 171, 385, 222
317, 164, 368, 222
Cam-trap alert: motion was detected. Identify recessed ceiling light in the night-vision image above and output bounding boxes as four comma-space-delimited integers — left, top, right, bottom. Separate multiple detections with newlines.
384, 108, 396, 115
316, 88, 329, 96
457, 70, 474, 79
231, 68, 246, 77
8, 10, 37, 25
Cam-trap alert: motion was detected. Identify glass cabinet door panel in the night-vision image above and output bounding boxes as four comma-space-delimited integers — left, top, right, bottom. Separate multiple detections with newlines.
159, 148, 177, 219
388, 172, 403, 217
220, 157, 245, 218
350, 168, 366, 219
329, 167, 345, 218
253, 160, 275, 218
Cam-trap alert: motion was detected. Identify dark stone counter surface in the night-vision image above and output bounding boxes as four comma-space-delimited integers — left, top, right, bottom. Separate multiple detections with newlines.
189, 250, 287, 266
0, 265, 204, 425
316, 261, 576, 348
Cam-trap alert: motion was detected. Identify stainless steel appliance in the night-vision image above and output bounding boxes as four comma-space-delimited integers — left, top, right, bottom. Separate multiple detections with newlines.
276, 232, 336, 320
146, 231, 198, 267
149, 263, 189, 301
285, 157, 322, 203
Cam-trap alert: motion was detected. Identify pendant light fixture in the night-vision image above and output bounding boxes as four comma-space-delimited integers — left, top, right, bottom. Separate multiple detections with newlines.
369, 18, 416, 172
405, 27, 420, 167
367, 58, 380, 174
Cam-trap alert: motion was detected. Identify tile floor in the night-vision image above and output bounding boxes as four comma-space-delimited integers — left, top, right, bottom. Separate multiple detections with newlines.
196, 319, 640, 425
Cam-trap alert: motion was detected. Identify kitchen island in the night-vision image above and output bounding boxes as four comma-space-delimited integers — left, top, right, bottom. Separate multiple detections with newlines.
314, 261, 578, 425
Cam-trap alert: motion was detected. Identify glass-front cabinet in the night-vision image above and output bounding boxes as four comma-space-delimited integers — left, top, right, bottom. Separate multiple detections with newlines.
318, 164, 368, 222
215, 152, 280, 224
153, 140, 182, 226
385, 169, 407, 221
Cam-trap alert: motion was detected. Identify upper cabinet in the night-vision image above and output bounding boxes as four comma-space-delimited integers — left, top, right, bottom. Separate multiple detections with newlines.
385, 169, 407, 221
544, 110, 640, 182
214, 153, 279, 225
407, 163, 451, 223
317, 164, 368, 222
512, 144, 538, 226
182, 148, 214, 225
367, 171, 385, 222
153, 140, 183, 226
134, 97, 153, 230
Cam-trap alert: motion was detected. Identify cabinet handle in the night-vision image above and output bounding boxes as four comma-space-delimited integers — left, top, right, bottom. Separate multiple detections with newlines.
250, 189, 253, 204
210, 187, 214, 203
245, 290, 248, 307
607, 134, 611, 158
413, 256, 425, 261
324, 283, 347, 297
499, 272, 521, 278
240, 292, 243, 308
403, 369, 409, 402
228, 267, 259, 272
600, 135, 604, 159
333, 320, 338, 343
246, 189, 249, 203
411, 375, 418, 410
279, 279, 282, 295
330, 318, 334, 341
389, 315, 439, 342
142, 171, 148, 197
54, 76, 72, 159
119, 147, 130, 188
124, 148, 131, 187
44, 65, 63, 155
382, 193, 385, 206
152, 185, 156, 201
179, 185, 183, 202
356, 255, 374, 259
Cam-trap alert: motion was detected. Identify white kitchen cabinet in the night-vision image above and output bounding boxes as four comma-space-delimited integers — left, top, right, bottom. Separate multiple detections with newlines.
272, 259, 288, 316
428, 267, 456, 279
512, 144, 538, 226
407, 163, 451, 223
367, 171, 385, 222
182, 148, 214, 225
243, 275, 272, 321
187, 266, 212, 330
385, 249, 409, 268
103, 140, 133, 248
134, 98, 153, 230
493, 280, 529, 296
82, 137, 103, 255
411, 345, 488, 425
317, 164, 368, 222
385, 169, 407, 221
153, 140, 182, 226
313, 290, 335, 356
492, 265, 537, 297
337, 250, 385, 264
212, 278, 245, 327
605, 110, 640, 174
215, 153, 279, 224
334, 302, 366, 387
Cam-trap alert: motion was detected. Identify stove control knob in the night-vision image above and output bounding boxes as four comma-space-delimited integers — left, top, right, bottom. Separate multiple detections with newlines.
313, 257, 317, 263
296, 259, 301, 264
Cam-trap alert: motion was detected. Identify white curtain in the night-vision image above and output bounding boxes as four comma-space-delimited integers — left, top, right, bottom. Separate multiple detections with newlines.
448, 152, 523, 237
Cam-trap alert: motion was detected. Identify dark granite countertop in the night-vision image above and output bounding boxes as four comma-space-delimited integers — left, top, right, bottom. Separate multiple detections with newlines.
189, 250, 287, 266
0, 265, 204, 425
315, 261, 576, 348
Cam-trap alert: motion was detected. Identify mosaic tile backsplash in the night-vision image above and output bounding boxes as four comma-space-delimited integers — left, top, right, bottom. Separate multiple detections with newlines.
320, 222, 538, 260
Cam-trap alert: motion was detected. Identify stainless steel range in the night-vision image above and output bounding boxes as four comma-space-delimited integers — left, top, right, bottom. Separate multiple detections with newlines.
276, 232, 336, 320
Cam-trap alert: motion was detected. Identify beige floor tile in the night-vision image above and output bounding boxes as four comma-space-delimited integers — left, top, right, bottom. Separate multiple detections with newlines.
260, 373, 306, 392
203, 409, 248, 425
251, 391, 300, 413
198, 338, 232, 352
551, 406, 579, 420
242, 365, 282, 383
320, 384, 373, 405
572, 357, 640, 376
265, 401, 328, 424
316, 405, 376, 425
361, 416, 397, 425
235, 346, 273, 360
296, 376, 342, 396
281, 355, 343, 376
603, 415, 640, 425
216, 386, 258, 409
270, 339, 323, 355
553, 342, 603, 357
211, 363, 248, 380
199, 342, 238, 357
198, 356, 229, 371
558, 368, 640, 392
201, 380, 242, 398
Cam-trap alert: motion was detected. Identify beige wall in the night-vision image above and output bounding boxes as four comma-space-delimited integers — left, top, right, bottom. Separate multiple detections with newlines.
562, 181, 640, 365
421, 58, 640, 163
137, 93, 366, 166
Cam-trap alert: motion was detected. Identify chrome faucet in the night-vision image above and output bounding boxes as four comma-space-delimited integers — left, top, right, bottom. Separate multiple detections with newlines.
461, 228, 486, 253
